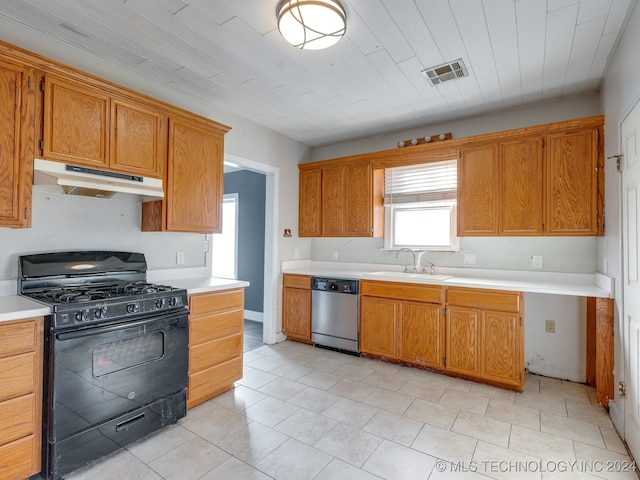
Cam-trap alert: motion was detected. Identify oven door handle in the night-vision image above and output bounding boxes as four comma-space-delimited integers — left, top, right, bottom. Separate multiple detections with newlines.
55, 309, 188, 341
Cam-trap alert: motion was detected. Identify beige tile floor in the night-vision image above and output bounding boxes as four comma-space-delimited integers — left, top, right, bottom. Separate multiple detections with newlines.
67, 341, 638, 480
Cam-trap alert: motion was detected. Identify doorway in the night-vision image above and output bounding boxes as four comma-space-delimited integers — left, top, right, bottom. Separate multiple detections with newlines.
220, 153, 280, 347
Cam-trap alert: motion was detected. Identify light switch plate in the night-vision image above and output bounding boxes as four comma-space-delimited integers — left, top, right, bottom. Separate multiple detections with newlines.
463, 253, 476, 265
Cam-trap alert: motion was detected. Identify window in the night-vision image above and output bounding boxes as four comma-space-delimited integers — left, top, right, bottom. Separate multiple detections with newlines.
384, 160, 459, 250
211, 194, 238, 278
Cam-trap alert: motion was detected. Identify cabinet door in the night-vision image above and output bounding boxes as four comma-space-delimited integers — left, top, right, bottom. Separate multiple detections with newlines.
43, 75, 109, 167
345, 161, 372, 236
360, 296, 397, 358
458, 144, 499, 235
321, 165, 345, 236
110, 97, 165, 178
166, 117, 223, 233
0, 61, 35, 228
299, 168, 322, 237
283, 287, 312, 342
545, 129, 599, 235
446, 306, 479, 376
500, 137, 543, 235
399, 301, 443, 369
480, 310, 522, 387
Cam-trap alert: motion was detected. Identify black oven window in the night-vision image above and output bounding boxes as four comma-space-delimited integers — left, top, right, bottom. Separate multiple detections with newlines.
93, 332, 165, 377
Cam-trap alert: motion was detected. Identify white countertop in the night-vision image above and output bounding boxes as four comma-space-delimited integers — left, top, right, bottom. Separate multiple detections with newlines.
0, 296, 50, 323
282, 261, 613, 298
161, 277, 250, 295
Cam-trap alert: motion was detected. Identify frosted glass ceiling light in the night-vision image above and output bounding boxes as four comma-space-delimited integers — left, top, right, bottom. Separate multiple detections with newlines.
277, 0, 346, 50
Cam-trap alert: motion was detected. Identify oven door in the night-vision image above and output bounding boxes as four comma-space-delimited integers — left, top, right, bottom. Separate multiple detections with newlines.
49, 310, 188, 443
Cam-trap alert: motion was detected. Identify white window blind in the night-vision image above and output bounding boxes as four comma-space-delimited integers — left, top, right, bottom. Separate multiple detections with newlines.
384, 159, 457, 205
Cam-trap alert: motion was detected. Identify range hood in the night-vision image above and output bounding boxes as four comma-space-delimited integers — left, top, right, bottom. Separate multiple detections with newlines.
33, 159, 164, 201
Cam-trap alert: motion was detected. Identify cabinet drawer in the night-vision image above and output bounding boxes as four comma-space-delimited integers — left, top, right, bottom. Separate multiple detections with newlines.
190, 310, 243, 345
0, 320, 37, 357
0, 394, 35, 445
283, 274, 311, 289
0, 352, 36, 402
189, 334, 242, 372
189, 289, 244, 317
361, 281, 442, 303
446, 288, 521, 312
188, 356, 243, 406
0, 434, 39, 480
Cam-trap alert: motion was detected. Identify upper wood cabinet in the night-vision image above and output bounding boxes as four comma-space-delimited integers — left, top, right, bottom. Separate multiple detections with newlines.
298, 159, 383, 237
42, 75, 166, 178
457, 122, 602, 237
458, 143, 500, 235
0, 58, 36, 228
546, 128, 600, 235
142, 116, 228, 233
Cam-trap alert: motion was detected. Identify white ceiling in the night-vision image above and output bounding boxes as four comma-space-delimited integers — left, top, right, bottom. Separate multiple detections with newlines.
0, 0, 635, 147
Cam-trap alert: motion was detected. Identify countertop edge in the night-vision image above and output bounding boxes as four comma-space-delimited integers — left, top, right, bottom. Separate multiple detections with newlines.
0, 296, 50, 323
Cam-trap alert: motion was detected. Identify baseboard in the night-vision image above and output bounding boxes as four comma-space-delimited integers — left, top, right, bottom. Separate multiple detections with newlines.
244, 310, 263, 323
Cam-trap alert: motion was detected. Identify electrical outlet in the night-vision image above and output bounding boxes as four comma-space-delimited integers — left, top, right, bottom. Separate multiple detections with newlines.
332, 250, 339, 260
202, 239, 209, 253
463, 253, 476, 265
545, 320, 556, 333
531, 255, 543, 269
176, 251, 185, 265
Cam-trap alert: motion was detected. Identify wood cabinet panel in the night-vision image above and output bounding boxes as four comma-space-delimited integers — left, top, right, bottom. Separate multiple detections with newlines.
299, 168, 322, 237
480, 310, 521, 386
187, 289, 244, 409
283, 285, 312, 343
321, 165, 345, 236
190, 335, 243, 372
399, 301, 443, 368
458, 144, 499, 235
43, 75, 109, 167
166, 117, 224, 233
0, 434, 38, 480
110, 97, 165, 178
546, 129, 599, 235
500, 137, 544, 235
283, 274, 311, 289
360, 296, 397, 358
188, 357, 243, 407
446, 306, 480, 376
345, 161, 372, 236
360, 281, 442, 303
0, 60, 36, 228
0, 317, 43, 480
446, 288, 520, 313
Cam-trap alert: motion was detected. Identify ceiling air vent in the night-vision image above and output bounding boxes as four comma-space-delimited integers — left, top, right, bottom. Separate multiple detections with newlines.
421, 59, 468, 86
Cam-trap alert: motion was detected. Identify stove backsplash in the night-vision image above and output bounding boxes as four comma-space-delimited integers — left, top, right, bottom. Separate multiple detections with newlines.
0, 188, 208, 288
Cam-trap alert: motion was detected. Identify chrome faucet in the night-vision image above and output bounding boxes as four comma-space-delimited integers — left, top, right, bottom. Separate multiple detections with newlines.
395, 248, 436, 274
417, 251, 436, 275
396, 248, 416, 272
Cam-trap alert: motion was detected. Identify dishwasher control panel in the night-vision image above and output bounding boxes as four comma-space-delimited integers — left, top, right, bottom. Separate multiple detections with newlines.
311, 277, 359, 294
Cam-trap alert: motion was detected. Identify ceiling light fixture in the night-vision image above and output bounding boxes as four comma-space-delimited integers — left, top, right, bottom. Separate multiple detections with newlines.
277, 0, 347, 50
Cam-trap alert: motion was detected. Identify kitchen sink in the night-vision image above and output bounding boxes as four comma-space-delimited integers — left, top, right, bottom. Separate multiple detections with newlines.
366, 271, 453, 281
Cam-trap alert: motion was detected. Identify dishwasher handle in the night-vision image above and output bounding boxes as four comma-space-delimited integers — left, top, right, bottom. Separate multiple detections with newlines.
311, 277, 359, 294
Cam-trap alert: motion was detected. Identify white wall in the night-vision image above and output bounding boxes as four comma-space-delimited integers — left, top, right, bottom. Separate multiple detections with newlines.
600, 0, 640, 431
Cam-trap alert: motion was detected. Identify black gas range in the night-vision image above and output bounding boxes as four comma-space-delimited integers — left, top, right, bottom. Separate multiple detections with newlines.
19, 251, 189, 480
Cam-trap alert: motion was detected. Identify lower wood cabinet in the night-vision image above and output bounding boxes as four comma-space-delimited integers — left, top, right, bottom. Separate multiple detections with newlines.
0, 317, 43, 480
359, 281, 524, 390
187, 289, 244, 409
445, 288, 524, 389
360, 281, 444, 369
282, 274, 313, 343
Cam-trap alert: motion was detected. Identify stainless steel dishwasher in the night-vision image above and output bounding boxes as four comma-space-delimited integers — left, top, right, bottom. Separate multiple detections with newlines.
311, 277, 360, 353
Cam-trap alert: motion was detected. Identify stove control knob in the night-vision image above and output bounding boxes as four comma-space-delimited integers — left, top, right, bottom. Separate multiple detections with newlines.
75, 310, 88, 323
94, 307, 107, 319
168, 296, 178, 307
127, 303, 140, 314
155, 298, 166, 309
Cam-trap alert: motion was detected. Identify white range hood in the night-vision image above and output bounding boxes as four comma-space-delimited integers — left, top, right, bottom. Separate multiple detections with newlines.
33, 159, 164, 201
